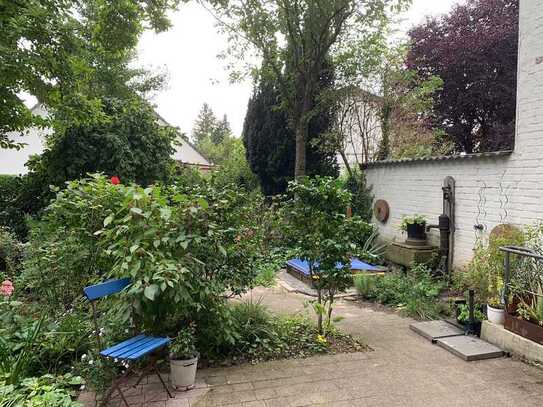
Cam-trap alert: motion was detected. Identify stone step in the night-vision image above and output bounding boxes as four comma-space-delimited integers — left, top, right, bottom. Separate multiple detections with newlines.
409, 320, 465, 343
436, 335, 505, 361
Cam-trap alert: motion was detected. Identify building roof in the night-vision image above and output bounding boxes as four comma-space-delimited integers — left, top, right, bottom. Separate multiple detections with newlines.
361, 150, 513, 169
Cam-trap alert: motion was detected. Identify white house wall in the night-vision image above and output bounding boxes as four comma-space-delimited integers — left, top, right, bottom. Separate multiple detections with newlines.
0, 104, 50, 175
364, 0, 543, 269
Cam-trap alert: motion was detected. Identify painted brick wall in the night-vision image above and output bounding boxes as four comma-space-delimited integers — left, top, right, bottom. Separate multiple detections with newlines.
364, 0, 543, 268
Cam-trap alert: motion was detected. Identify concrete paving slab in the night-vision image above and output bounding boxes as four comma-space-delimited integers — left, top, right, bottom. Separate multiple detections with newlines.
409, 320, 464, 342
436, 335, 504, 361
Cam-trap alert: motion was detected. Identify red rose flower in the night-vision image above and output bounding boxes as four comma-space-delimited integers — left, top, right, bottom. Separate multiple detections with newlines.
111, 176, 121, 185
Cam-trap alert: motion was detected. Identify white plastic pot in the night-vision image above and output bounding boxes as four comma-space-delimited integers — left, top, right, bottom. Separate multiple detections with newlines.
170, 354, 198, 390
487, 304, 505, 325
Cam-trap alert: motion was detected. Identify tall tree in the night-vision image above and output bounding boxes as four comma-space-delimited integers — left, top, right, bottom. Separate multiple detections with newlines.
243, 77, 338, 196
192, 103, 218, 145
407, 0, 519, 153
213, 114, 232, 144
210, 0, 406, 177
0, 0, 179, 149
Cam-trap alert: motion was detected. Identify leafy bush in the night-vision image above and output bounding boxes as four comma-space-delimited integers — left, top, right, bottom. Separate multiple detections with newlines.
21, 98, 178, 216
0, 227, 25, 279
454, 228, 524, 305
0, 373, 83, 407
281, 176, 378, 334
207, 299, 364, 364
353, 274, 375, 299
457, 304, 486, 324
0, 175, 28, 240
362, 264, 445, 320
20, 175, 123, 310
339, 170, 373, 222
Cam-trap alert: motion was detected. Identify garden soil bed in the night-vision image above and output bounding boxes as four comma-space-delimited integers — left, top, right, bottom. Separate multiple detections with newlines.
199, 334, 371, 369
505, 311, 543, 345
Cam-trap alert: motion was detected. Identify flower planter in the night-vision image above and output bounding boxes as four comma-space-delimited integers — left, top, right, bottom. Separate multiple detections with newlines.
170, 354, 198, 390
406, 223, 426, 240
487, 304, 505, 325
405, 223, 427, 246
504, 311, 543, 345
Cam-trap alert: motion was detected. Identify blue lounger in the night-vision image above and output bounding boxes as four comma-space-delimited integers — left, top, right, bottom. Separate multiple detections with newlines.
286, 258, 380, 276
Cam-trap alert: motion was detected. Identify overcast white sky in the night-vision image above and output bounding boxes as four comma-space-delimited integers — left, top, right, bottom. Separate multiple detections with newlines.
138, 0, 462, 137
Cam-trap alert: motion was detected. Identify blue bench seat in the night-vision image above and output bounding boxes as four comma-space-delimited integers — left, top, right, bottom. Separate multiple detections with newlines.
100, 334, 170, 361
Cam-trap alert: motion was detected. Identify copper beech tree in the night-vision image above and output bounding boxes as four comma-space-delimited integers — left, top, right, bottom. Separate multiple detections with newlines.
407, 0, 519, 154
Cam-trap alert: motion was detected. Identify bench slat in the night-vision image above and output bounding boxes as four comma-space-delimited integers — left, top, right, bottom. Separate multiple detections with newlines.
124, 337, 170, 360
100, 335, 170, 360
100, 334, 147, 357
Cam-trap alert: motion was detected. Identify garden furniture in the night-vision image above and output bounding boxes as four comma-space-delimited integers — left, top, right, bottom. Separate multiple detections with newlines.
84, 278, 173, 406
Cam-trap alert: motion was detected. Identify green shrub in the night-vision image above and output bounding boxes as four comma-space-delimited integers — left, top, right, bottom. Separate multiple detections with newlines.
454, 229, 525, 305
0, 373, 83, 407
0, 175, 28, 240
365, 264, 445, 320
354, 274, 376, 299
281, 176, 378, 335
338, 170, 373, 222
20, 175, 123, 310
0, 227, 25, 279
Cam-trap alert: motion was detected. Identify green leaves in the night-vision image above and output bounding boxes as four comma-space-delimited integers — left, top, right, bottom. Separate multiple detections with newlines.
144, 284, 159, 301
103, 214, 114, 227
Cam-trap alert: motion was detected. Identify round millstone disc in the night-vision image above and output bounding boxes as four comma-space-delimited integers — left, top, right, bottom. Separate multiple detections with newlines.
374, 199, 390, 223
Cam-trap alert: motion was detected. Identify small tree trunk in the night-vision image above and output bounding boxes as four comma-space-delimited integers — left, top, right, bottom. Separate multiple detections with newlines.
325, 291, 335, 335
339, 149, 353, 177
317, 288, 323, 335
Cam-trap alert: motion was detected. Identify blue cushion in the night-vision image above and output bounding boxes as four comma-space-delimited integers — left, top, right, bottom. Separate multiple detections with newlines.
100, 334, 170, 360
287, 258, 379, 276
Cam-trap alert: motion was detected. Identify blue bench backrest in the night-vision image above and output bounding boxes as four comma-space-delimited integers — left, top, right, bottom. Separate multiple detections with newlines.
84, 278, 131, 301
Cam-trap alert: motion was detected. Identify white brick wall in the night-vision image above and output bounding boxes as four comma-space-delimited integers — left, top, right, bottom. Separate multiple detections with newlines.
364, 0, 543, 268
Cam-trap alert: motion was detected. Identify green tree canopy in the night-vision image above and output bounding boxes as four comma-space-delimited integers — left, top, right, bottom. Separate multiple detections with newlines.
211, 0, 408, 177
22, 98, 177, 214
0, 0, 180, 149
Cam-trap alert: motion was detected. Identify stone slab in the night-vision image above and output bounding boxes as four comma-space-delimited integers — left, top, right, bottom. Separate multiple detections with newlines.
410, 320, 464, 342
436, 335, 504, 361
481, 320, 543, 364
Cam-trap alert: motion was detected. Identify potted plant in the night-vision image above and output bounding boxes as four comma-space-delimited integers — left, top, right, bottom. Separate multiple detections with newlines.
487, 276, 506, 325
169, 327, 199, 391
399, 215, 427, 243
456, 303, 486, 336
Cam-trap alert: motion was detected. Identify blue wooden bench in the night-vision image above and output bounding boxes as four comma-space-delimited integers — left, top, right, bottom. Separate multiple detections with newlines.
84, 278, 173, 406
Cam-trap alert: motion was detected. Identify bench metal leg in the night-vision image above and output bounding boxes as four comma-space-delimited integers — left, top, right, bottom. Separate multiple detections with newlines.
132, 354, 173, 399
101, 368, 132, 407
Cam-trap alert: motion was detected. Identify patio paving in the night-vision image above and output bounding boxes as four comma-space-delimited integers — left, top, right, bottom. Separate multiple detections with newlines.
80, 284, 543, 406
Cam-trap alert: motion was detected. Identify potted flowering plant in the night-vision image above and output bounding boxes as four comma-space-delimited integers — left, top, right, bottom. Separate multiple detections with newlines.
169, 327, 198, 390
399, 215, 427, 243
487, 275, 506, 325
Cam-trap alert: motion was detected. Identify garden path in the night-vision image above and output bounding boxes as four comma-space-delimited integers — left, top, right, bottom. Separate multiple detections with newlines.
81, 284, 543, 406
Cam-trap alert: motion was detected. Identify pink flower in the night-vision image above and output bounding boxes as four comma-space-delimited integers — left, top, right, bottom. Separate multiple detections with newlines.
111, 176, 121, 185
1, 280, 14, 297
